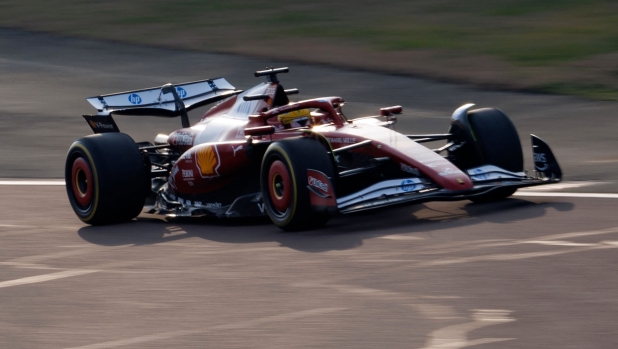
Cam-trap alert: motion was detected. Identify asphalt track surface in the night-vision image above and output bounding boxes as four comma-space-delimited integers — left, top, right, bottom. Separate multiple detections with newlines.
1, 29, 618, 348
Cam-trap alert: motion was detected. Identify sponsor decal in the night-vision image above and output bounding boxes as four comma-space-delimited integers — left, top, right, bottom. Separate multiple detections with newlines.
264, 86, 276, 97
327, 137, 357, 144
88, 120, 115, 130
471, 168, 487, 180
457, 178, 464, 184
308, 175, 329, 194
400, 163, 420, 176
534, 153, 548, 171
175, 87, 187, 98
194, 201, 202, 206
170, 131, 194, 146
178, 197, 184, 204
186, 200, 192, 206
196, 145, 221, 178
307, 170, 336, 205
182, 169, 194, 181
237, 101, 253, 114
439, 167, 461, 176
83, 115, 119, 133
400, 179, 416, 192
235, 127, 245, 139
257, 202, 265, 213
128, 93, 142, 105
232, 145, 243, 156
204, 202, 222, 208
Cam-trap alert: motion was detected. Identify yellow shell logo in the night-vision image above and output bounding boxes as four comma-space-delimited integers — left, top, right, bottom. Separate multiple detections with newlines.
196, 145, 220, 177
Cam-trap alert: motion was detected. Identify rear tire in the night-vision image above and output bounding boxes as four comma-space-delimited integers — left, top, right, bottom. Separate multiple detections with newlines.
260, 137, 335, 231
449, 108, 523, 203
65, 133, 149, 225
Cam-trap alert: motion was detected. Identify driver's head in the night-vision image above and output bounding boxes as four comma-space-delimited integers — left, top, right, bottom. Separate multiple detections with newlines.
278, 109, 311, 128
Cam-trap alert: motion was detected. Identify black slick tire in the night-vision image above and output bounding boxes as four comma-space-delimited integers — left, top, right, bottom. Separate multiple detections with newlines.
465, 108, 523, 202
467, 108, 523, 173
260, 137, 335, 231
65, 133, 149, 225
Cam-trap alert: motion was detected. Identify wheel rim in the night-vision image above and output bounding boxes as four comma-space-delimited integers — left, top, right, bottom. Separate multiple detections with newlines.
71, 157, 93, 207
268, 160, 291, 213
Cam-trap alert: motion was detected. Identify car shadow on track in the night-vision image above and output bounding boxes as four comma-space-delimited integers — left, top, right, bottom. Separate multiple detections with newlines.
77, 198, 574, 252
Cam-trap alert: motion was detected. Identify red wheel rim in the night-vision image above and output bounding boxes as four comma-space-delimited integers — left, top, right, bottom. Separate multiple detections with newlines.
268, 160, 291, 212
71, 157, 93, 207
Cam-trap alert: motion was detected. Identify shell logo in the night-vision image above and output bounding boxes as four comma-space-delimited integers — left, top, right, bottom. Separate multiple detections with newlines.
88, 120, 97, 129
196, 145, 220, 177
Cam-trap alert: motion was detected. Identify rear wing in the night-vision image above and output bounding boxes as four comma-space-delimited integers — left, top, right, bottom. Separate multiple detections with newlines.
86, 77, 241, 119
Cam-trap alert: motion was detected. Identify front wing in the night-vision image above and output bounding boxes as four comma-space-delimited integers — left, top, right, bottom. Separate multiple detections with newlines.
337, 134, 561, 214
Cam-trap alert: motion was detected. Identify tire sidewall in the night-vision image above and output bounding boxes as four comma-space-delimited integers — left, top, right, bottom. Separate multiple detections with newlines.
65, 133, 148, 225
261, 143, 301, 227
260, 137, 334, 230
66, 142, 100, 222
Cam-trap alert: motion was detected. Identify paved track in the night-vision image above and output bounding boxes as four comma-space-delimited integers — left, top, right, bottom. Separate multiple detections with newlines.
1, 29, 618, 348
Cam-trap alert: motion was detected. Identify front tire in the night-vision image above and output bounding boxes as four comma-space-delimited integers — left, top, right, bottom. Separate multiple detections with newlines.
448, 108, 523, 203
260, 137, 335, 231
65, 133, 149, 225
467, 108, 523, 173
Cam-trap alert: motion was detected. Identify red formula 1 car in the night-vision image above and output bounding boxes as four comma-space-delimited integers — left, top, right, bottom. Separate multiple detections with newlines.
66, 67, 562, 230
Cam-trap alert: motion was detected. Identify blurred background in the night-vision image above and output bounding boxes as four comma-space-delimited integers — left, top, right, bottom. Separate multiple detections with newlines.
1, 0, 617, 187
1, 0, 617, 99
2, 3, 618, 349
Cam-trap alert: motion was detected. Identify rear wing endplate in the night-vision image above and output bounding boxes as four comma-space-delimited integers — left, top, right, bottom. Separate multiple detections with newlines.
86, 78, 241, 118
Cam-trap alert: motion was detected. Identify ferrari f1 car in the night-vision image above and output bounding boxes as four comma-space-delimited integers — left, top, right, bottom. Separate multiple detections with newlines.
66, 67, 562, 230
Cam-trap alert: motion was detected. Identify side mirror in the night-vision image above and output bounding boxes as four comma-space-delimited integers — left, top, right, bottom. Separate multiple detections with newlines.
380, 105, 402, 116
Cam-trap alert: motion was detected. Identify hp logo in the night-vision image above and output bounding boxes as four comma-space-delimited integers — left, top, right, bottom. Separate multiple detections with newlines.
176, 87, 187, 98
400, 179, 416, 192
128, 93, 142, 105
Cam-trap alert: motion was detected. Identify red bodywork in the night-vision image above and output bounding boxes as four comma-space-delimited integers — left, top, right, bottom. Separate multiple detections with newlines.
167, 81, 473, 195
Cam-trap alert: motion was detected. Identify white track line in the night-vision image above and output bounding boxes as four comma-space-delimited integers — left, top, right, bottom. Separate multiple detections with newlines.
0, 180, 616, 199
420, 309, 515, 349
63, 307, 346, 349
0, 180, 65, 185
514, 192, 618, 199
517, 181, 605, 191
0, 270, 97, 289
